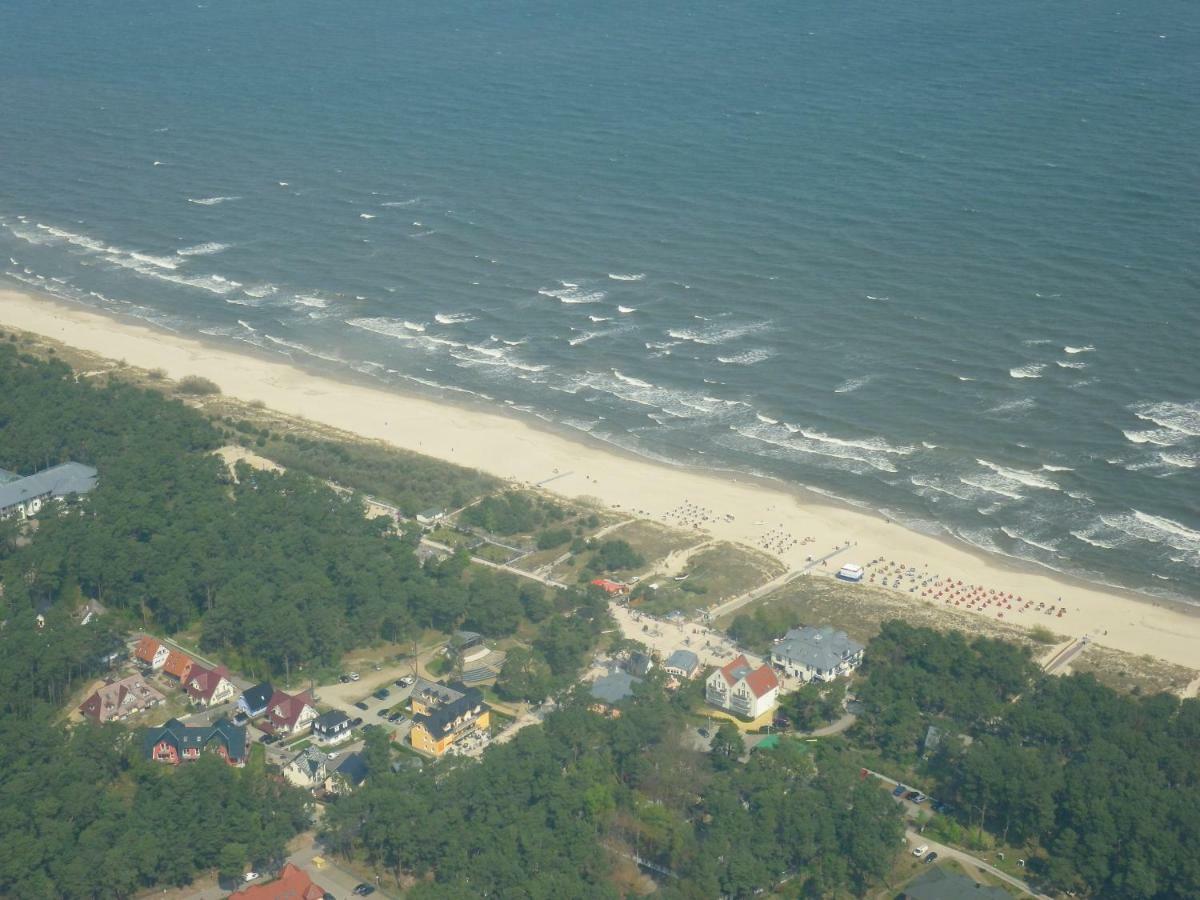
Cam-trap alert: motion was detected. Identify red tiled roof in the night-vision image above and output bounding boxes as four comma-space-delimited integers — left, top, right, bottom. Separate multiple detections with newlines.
717, 654, 752, 686
231, 864, 326, 900
133, 635, 162, 663
162, 649, 194, 680
717, 655, 777, 697
744, 665, 779, 698
267, 689, 314, 730
590, 578, 625, 593
186, 665, 231, 702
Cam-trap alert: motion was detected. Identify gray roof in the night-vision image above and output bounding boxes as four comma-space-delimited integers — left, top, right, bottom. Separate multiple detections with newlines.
773, 625, 864, 670
289, 746, 327, 777
590, 671, 641, 704
0, 462, 97, 511
666, 649, 700, 672
335, 752, 369, 786
0, 468, 19, 484
901, 867, 1009, 900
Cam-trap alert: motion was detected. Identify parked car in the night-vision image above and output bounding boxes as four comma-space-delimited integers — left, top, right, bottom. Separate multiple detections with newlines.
388, 712, 407, 723
399, 675, 415, 687
348, 672, 361, 682
354, 701, 369, 711
905, 790, 921, 802
924, 852, 938, 864
373, 688, 390, 700
892, 784, 907, 797
233, 712, 248, 724
912, 845, 929, 857
351, 716, 363, 727
258, 734, 278, 745
353, 885, 376, 896
339, 674, 351, 684
361, 723, 378, 733
376, 708, 390, 717
698, 728, 710, 738
912, 792, 928, 804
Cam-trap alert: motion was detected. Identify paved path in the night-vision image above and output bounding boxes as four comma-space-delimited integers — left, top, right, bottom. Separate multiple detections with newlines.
420, 536, 568, 588
1043, 635, 1089, 673
905, 830, 1046, 898
704, 545, 851, 621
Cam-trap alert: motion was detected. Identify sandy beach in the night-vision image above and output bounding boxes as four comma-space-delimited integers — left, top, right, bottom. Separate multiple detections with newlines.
3, 286, 1198, 669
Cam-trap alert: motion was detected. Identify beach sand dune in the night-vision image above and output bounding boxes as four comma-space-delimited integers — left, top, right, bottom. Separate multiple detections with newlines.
2, 287, 1197, 669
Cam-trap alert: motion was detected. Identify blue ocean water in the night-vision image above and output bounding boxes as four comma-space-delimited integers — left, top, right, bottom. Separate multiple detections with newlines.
2, 0, 1198, 600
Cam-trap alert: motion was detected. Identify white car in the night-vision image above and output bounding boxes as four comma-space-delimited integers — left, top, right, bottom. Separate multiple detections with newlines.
348, 672, 361, 681
911, 845, 929, 857
243, 872, 260, 882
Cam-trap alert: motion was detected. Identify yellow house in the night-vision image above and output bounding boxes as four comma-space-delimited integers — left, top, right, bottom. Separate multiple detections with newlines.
408, 681, 491, 756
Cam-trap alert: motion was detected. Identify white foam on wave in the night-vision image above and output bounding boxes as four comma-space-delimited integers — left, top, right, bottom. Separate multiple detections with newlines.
588, 315, 611, 323
1056, 360, 1088, 369
30, 223, 177, 268
177, 241, 231, 257
359, 213, 376, 220
756, 413, 779, 425
1122, 429, 1174, 446
259, 334, 343, 364
1009, 363, 1046, 379
539, 282, 606, 304
987, 398, 1036, 415
1041, 464, 1074, 472
243, 284, 278, 299
667, 320, 771, 346
976, 459, 1061, 491
910, 475, 975, 502
402, 321, 426, 333
958, 476, 1023, 501
187, 196, 240, 206
1090, 510, 1200, 564
1064, 345, 1095, 354
381, 198, 421, 207
435, 312, 477, 325
730, 420, 906, 474
618, 306, 637, 314
1128, 400, 1200, 444
716, 348, 776, 366
568, 331, 601, 347
608, 272, 645, 281
834, 375, 871, 393
293, 294, 330, 309
1160, 450, 1199, 469
1070, 529, 1118, 550
613, 371, 653, 388
1000, 526, 1059, 554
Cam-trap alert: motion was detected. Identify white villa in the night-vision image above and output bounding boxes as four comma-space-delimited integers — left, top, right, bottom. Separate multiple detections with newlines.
705, 655, 779, 720
770, 625, 864, 683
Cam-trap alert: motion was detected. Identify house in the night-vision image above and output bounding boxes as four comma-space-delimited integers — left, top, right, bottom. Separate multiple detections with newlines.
325, 752, 369, 795
590, 578, 626, 595
144, 718, 247, 766
161, 649, 195, 684
770, 625, 864, 682
230, 863, 327, 900
409, 681, 490, 756
706, 655, 779, 720
264, 689, 317, 736
133, 636, 170, 670
79, 674, 165, 723
628, 651, 654, 677
185, 664, 238, 708
663, 649, 701, 679
899, 867, 1010, 900
237, 682, 274, 719
0, 461, 98, 519
283, 746, 328, 789
312, 709, 352, 745
589, 670, 641, 714
416, 507, 445, 526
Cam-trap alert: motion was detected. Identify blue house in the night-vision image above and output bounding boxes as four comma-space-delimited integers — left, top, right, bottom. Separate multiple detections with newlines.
237, 682, 273, 718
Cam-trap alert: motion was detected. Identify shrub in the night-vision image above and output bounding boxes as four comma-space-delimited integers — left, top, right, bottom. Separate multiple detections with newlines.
177, 374, 221, 395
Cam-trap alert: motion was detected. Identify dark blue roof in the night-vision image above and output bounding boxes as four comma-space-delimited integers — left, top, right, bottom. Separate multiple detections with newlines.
335, 752, 369, 786
240, 682, 274, 712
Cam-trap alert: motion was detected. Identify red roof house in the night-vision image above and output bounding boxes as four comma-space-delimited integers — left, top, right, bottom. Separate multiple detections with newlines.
79, 674, 166, 723
265, 689, 317, 736
231, 864, 326, 900
705, 654, 779, 720
185, 664, 237, 708
590, 578, 627, 595
133, 635, 169, 669
161, 649, 195, 683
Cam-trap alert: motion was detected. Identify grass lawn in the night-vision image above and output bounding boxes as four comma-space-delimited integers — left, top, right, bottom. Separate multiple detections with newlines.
633, 542, 785, 616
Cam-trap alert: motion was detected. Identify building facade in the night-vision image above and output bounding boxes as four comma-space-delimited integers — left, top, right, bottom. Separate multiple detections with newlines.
706, 655, 779, 720
144, 718, 247, 766
770, 626, 864, 682
409, 681, 490, 756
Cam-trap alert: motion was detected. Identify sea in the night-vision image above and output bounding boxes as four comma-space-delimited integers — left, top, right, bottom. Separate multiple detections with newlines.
1, 0, 1198, 602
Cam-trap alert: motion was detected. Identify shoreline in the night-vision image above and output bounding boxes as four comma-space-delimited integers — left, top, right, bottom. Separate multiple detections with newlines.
3, 285, 1199, 670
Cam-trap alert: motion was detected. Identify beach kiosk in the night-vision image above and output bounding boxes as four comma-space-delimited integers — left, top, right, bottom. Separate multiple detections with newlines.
836, 563, 864, 583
